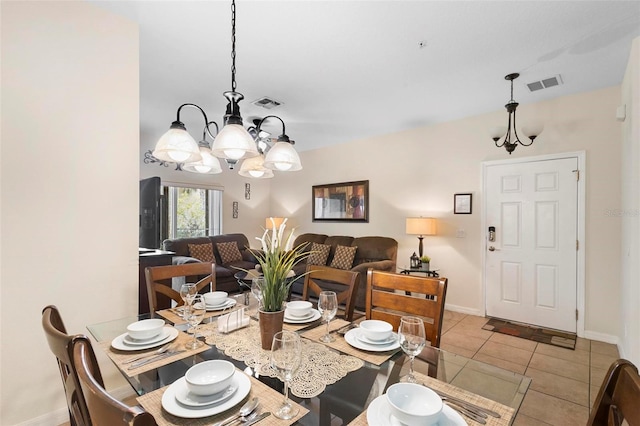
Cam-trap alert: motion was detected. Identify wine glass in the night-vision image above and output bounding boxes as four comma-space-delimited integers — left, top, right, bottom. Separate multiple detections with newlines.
398, 316, 426, 383
318, 291, 338, 343
270, 331, 302, 420
179, 283, 196, 318
251, 278, 264, 310
184, 295, 206, 349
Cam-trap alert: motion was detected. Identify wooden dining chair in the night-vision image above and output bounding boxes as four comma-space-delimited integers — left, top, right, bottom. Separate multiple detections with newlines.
42, 305, 93, 426
72, 336, 158, 426
365, 269, 448, 348
145, 262, 215, 313
301, 264, 360, 321
588, 358, 640, 426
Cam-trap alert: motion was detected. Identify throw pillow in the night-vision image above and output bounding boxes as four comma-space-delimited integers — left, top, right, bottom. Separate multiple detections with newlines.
330, 245, 357, 270
307, 243, 331, 266
216, 241, 243, 264
188, 243, 214, 262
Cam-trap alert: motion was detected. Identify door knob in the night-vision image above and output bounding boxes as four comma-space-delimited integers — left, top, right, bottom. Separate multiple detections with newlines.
488, 246, 496, 251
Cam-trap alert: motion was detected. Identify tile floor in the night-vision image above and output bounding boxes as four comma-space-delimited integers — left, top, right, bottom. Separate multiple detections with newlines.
440, 310, 620, 425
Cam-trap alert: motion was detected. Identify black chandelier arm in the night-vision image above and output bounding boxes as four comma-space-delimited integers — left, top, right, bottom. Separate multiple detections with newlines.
257, 115, 287, 139
174, 103, 218, 140
202, 121, 219, 142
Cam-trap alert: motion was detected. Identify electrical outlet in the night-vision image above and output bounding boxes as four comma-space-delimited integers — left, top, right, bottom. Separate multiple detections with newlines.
456, 229, 466, 238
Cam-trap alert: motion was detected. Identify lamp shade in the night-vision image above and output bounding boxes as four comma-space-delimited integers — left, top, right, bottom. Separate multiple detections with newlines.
265, 217, 286, 230
238, 155, 274, 179
153, 128, 202, 163
263, 142, 302, 171
210, 123, 259, 160
406, 217, 436, 236
182, 144, 223, 174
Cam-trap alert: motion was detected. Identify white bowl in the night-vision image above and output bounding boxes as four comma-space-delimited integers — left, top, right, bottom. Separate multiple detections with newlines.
204, 291, 228, 306
359, 320, 393, 342
126, 319, 165, 341
286, 301, 313, 317
185, 360, 235, 396
386, 383, 443, 426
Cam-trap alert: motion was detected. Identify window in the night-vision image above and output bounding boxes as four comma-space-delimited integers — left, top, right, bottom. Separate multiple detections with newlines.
164, 185, 222, 239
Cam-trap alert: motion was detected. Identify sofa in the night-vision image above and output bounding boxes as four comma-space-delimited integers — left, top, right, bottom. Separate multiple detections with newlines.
290, 233, 398, 310
162, 233, 259, 293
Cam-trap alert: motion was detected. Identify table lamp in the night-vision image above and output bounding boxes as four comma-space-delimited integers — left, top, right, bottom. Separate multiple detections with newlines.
406, 217, 436, 257
265, 217, 286, 230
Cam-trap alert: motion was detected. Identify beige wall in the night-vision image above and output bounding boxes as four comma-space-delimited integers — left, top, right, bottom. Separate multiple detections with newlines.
271, 86, 623, 339
1, 2, 139, 424
620, 37, 640, 366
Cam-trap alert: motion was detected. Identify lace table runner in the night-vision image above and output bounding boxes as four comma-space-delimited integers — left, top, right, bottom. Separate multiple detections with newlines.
202, 321, 364, 398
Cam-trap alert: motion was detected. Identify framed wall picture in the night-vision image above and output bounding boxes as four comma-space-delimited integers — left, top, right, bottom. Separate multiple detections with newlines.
312, 180, 369, 222
454, 193, 472, 214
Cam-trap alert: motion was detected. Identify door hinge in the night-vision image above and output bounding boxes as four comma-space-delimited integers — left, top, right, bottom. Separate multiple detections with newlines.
573, 169, 580, 181
576, 309, 579, 320
576, 240, 579, 250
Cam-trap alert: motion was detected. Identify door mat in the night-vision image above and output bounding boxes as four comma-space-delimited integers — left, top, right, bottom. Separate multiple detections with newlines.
482, 318, 576, 350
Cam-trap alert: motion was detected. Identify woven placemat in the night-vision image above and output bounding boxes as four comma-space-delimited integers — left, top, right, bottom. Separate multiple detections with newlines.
300, 320, 399, 366
203, 320, 363, 398
347, 371, 515, 426
137, 369, 308, 426
98, 327, 210, 377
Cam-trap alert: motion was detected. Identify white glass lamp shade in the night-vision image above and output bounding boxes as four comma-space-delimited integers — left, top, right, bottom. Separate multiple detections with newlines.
153, 128, 202, 163
238, 155, 273, 179
406, 217, 437, 236
522, 123, 544, 138
263, 142, 302, 171
490, 126, 507, 140
182, 145, 222, 174
210, 124, 259, 160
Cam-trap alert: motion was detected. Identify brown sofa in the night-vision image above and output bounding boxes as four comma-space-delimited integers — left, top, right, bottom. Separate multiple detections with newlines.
162, 233, 258, 293
290, 233, 398, 310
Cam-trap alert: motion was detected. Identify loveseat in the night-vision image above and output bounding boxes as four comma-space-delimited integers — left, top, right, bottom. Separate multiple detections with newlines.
290, 233, 398, 310
162, 233, 259, 293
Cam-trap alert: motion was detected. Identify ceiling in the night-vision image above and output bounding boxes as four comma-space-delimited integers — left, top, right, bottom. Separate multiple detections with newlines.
91, 1, 640, 154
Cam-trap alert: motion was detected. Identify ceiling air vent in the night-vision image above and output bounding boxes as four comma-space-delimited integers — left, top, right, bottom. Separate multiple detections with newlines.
251, 96, 283, 109
527, 75, 563, 92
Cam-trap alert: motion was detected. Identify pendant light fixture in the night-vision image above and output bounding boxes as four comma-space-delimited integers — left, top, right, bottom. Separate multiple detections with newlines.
182, 122, 223, 174
258, 116, 302, 171
491, 73, 543, 154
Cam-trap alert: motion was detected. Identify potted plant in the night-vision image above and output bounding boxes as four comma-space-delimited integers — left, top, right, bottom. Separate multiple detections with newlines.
252, 218, 309, 349
420, 255, 431, 270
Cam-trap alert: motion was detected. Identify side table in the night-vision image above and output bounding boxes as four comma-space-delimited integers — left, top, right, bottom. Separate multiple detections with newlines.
399, 267, 440, 277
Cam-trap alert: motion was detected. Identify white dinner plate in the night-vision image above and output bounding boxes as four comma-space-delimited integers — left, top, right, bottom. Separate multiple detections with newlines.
162, 372, 251, 418
284, 309, 313, 320
122, 329, 170, 346
174, 379, 238, 407
206, 299, 237, 311
111, 327, 178, 351
284, 309, 321, 324
344, 329, 400, 352
366, 394, 467, 426
357, 332, 398, 346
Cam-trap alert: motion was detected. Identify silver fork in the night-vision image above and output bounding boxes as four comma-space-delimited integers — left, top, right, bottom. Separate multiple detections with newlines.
122, 343, 173, 364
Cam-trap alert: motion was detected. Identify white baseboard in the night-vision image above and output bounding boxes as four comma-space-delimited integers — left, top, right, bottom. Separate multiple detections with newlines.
445, 304, 484, 317
16, 386, 136, 426
583, 330, 620, 345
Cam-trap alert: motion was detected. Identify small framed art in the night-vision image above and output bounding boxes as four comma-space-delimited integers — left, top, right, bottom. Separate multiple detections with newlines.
454, 193, 472, 214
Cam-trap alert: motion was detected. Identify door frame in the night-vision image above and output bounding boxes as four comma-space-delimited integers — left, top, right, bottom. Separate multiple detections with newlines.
481, 151, 586, 337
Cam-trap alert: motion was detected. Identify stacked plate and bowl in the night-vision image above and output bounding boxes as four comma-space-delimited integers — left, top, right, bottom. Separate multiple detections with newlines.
284, 301, 321, 324
111, 318, 178, 351
203, 291, 237, 311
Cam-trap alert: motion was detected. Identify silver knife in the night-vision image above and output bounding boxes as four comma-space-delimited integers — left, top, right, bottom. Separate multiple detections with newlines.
127, 350, 186, 369
433, 389, 501, 418
243, 412, 271, 426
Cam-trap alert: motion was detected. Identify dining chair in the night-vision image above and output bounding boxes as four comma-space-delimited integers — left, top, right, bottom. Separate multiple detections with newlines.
72, 336, 158, 426
301, 264, 360, 321
588, 358, 640, 426
42, 305, 93, 426
365, 269, 448, 348
145, 262, 215, 313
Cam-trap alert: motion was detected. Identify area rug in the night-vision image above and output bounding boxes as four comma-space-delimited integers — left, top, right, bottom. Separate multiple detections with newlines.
482, 318, 576, 350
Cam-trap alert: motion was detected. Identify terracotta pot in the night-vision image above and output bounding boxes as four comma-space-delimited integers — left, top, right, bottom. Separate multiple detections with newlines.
258, 309, 285, 350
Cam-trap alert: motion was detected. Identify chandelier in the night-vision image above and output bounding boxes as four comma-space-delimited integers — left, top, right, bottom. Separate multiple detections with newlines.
150, 0, 301, 176
491, 73, 543, 154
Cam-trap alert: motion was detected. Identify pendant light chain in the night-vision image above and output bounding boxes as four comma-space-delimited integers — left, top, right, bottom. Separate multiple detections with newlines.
230, 0, 237, 92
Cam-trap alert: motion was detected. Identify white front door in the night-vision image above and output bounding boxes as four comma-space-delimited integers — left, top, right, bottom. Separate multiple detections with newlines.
484, 157, 578, 332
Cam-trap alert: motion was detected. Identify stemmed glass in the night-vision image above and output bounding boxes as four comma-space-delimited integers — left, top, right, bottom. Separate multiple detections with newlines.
184, 295, 206, 349
318, 291, 338, 343
398, 316, 426, 383
251, 278, 264, 310
270, 331, 302, 420
179, 283, 196, 318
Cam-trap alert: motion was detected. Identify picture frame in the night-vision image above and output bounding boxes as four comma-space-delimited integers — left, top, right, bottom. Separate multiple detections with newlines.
454, 193, 472, 214
312, 180, 369, 222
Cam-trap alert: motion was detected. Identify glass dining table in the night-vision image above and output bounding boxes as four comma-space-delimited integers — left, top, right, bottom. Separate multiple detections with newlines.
87, 296, 531, 425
